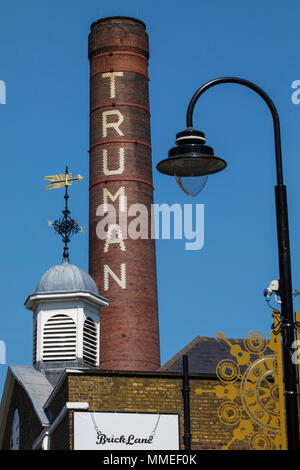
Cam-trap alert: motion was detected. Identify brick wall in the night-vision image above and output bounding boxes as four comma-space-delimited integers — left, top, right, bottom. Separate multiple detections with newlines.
88, 17, 160, 371
46, 371, 255, 450
0, 369, 275, 450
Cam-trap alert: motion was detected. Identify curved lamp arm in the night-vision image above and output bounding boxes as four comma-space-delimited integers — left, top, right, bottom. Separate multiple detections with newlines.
183, 76, 299, 449
156, 76, 299, 448
186, 77, 284, 186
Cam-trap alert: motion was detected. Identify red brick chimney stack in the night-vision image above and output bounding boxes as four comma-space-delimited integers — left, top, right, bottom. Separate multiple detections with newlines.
88, 17, 160, 371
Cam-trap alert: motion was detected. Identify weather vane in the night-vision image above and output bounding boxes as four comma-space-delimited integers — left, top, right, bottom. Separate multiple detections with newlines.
44, 166, 84, 262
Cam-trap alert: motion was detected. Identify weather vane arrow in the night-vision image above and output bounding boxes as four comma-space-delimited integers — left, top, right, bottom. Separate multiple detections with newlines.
44, 166, 83, 190
45, 166, 84, 262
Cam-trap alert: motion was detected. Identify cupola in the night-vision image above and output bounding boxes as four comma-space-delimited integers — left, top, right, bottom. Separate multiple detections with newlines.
24, 167, 109, 374
25, 259, 108, 370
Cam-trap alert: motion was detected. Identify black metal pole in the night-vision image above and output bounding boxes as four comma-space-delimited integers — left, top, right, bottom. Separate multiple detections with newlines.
275, 184, 299, 450
186, 77, 299, 450
182, 354, 191, 450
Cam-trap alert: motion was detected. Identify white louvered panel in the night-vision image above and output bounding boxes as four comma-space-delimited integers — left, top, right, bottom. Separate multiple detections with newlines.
83, 317, 98, 366
42, 314, 77, 362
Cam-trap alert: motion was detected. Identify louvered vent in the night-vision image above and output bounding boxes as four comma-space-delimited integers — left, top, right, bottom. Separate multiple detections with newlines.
42, 314, 76, 362
33, 317, 37, 365
83, 317, 98, 366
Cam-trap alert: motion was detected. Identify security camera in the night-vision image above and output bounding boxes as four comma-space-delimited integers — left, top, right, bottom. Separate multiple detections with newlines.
264, 280, 281, 303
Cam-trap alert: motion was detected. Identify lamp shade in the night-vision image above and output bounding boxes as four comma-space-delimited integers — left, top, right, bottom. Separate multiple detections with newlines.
157, 128, 227, 177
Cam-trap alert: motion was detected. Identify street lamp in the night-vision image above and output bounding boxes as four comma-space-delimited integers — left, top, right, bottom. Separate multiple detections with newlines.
156, 77, 299, 450
156, 127, 226, 197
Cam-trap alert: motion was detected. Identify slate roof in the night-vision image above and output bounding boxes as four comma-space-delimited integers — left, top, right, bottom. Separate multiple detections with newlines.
9, 366, 53, 425
160, 335, 273, 375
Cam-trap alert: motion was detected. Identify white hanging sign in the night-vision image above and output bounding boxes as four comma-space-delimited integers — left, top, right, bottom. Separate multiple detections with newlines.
73, 412, 180, 450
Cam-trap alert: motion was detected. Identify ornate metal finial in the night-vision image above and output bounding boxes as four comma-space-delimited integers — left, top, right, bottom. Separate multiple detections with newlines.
45, 166, 84, 263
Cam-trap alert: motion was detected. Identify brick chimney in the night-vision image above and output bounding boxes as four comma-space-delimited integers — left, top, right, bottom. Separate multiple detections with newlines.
88, 17, 160, 371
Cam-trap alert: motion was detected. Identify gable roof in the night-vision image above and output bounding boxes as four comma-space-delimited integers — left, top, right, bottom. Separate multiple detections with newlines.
0, 366, 53, 448
160, 335, 271, 375
10, 366, 53, 424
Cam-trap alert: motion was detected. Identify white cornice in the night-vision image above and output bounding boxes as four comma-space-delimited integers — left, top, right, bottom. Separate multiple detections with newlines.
24, 291, 109, 311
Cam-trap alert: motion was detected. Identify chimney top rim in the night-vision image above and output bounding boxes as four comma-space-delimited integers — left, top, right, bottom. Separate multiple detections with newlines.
90, 16, 146, 31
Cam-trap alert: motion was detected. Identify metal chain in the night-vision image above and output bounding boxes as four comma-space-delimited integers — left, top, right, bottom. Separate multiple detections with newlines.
149, 414, 161, 438
91, 412, 101, 435
90, 412, 161, 441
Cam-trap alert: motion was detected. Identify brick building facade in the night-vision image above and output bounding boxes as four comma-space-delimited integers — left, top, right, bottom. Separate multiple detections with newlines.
0, 16, 288, 451
0, 335, 284, 450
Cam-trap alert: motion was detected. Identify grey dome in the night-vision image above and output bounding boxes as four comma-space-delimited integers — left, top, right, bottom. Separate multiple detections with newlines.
35, 262, 99, 296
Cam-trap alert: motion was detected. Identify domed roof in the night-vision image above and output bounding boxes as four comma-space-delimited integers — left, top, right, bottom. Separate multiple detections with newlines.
35, 261, 99, 296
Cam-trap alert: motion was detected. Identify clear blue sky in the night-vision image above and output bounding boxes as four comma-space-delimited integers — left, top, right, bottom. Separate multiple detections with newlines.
1, 0, 300, 395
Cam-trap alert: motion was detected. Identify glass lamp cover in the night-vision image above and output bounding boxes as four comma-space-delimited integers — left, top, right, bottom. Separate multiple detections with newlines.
175, 174, 208, 197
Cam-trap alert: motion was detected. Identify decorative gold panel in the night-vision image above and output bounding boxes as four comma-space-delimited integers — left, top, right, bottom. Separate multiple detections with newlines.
196, 313, 287, 450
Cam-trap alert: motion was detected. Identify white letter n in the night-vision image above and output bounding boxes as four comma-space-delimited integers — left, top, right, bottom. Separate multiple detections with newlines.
104, 264, 126, 291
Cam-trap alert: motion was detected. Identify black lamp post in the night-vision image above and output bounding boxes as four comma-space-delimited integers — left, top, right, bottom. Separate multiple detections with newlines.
156, 77, 299, 450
